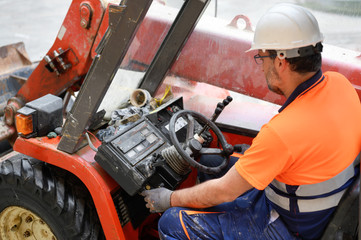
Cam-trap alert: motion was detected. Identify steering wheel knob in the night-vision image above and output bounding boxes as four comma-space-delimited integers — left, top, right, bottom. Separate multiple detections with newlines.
189, 138, 202, 153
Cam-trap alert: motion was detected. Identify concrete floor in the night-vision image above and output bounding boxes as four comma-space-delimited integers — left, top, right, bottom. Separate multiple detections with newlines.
0, 0, 360, 62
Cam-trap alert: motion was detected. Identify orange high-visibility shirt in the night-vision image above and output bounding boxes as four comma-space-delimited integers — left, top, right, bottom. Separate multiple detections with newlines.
235, 71, 361, 190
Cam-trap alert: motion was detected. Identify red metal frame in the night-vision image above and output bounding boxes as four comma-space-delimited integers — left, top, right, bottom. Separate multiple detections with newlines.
16, 0, 106, 103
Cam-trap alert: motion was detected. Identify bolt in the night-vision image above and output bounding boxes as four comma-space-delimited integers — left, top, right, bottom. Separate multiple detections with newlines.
4, 105, 15, 125
23, 230, 31, 237
25, 216, 33, 223
41, 229, 49, 237
80, 19, 88, 28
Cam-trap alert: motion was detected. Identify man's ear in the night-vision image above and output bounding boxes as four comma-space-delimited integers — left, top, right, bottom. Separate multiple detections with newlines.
275, 57, 288, 72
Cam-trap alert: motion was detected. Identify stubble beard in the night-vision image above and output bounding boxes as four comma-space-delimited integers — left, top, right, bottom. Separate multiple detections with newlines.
266, 65, 284, 96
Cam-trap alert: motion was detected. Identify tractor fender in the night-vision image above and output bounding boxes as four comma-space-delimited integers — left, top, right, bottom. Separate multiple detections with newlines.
13, 136, 130, 240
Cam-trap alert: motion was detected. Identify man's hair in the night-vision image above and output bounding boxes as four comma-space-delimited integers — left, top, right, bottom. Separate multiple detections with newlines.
268, 48, 322, 74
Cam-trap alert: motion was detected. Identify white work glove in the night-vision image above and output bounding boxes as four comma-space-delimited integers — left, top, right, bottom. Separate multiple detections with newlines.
141, 187, 173, 213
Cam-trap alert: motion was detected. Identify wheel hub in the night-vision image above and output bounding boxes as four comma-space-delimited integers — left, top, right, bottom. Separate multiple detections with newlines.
0, 206, 56, 240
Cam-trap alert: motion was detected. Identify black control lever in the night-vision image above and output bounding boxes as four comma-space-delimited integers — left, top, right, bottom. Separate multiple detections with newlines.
197, 96, 233, 138
233, 144, 244, 153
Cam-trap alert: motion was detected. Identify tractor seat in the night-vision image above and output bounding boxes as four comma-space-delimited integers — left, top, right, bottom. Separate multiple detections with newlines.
321, 173, 359, 240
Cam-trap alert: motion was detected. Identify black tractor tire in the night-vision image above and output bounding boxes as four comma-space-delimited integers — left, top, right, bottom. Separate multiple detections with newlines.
0, 153, 105, 240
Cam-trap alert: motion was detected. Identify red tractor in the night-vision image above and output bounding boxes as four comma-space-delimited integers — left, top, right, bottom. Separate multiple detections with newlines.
0, 0, 360, 239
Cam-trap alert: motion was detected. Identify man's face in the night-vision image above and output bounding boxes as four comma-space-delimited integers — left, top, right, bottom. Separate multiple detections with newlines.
258, 50, 284, 96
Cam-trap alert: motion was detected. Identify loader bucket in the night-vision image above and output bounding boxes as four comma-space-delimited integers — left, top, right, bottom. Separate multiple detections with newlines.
0, 42, 32, 75
0, 42, 37, 147
0, 42, 34, 111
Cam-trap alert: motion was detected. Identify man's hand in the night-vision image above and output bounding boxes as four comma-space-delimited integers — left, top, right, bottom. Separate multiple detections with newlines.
141, 187, 173, 213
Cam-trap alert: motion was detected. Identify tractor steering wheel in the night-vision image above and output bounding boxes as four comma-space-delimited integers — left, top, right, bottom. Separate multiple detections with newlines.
169, 110, 234, 174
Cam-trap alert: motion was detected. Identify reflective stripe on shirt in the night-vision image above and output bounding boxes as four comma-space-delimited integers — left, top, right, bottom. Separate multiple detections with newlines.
265, 156, 359, 212
265, 184, 346, 212
270, 158, 357, 196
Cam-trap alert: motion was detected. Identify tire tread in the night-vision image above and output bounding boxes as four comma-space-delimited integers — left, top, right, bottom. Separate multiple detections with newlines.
0, 153, 104, 240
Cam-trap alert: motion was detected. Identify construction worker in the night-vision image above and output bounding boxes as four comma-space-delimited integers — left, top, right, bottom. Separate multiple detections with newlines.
142, 3, 361, 239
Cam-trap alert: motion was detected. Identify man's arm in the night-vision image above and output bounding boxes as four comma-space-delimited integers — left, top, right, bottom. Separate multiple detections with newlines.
171, 165, 253, 209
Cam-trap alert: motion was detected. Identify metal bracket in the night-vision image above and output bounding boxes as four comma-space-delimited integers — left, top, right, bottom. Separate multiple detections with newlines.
44, 48, 78, 76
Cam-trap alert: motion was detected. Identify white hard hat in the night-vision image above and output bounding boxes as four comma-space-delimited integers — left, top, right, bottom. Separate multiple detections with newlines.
247, 3, 324, 58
